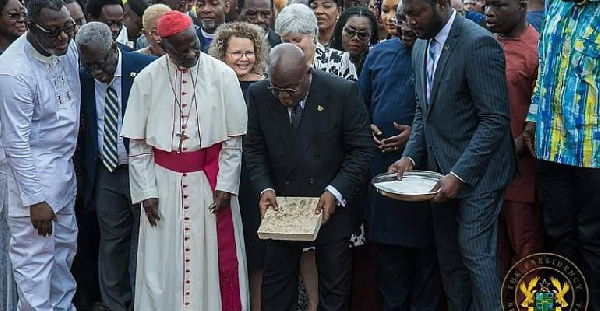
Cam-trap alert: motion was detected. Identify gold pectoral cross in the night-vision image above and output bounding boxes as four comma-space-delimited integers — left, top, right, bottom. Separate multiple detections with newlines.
176, 132, 188, 153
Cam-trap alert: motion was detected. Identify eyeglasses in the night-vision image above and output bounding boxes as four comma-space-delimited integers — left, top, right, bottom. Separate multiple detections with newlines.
81, 47, 113, 73
5, 12, 26, 21
32, 19, 76, 39
226, 51, 255, 59
343, 26, 371, 41
268, 72, 308, 97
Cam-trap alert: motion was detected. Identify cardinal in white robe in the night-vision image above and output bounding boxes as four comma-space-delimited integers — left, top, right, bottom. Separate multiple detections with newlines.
121, 10, 249, 311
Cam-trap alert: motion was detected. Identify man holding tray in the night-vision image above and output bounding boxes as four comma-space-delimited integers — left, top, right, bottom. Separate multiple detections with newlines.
245, 43, 373, 311
389, 0, 516, 309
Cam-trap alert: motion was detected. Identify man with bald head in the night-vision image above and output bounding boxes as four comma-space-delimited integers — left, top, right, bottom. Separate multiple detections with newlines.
121, 10, 249, 311
245, 43, 374, 311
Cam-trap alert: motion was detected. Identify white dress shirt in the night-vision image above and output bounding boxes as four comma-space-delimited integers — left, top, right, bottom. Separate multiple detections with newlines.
95, 50, 128, 165
0, 35, 80, 216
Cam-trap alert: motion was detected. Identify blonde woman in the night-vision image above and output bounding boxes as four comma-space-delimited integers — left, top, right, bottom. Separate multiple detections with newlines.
137, 4, 171, 56
208, 22, 268, 311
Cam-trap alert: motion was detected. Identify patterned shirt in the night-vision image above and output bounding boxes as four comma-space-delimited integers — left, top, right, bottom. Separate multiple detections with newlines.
313, 43, 358, 81
527, 0, 600, 168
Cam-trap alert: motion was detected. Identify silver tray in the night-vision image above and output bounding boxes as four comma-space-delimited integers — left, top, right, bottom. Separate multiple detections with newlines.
372, 171, 443, 202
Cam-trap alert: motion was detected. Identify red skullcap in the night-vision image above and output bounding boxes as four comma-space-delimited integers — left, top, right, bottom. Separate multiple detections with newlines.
157, 10, 193, 38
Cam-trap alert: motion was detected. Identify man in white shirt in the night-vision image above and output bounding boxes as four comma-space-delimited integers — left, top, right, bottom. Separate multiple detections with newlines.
0, 0, 81, 309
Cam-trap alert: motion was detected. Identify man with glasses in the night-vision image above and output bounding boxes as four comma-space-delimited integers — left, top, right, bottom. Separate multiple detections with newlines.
75, 21, 155, 311
120, 10, 249, 310
0, 0, 80, 309
245, 43, 373, 311
86, 0, 134, 51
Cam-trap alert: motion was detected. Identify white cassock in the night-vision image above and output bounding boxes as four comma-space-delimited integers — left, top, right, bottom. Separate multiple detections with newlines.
121, 53, 249, 311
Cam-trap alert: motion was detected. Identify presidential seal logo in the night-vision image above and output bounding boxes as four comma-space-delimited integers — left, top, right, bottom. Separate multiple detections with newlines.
502, 253, 589, 311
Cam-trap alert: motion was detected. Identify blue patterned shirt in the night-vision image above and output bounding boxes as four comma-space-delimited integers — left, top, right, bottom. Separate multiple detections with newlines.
527, 0, 600, 168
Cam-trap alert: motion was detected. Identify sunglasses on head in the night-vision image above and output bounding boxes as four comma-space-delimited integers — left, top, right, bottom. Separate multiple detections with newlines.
5, 12, 26, 21
343, 26, 371, 41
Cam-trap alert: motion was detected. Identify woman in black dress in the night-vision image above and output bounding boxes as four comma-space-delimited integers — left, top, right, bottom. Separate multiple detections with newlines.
208, 22, 268, 311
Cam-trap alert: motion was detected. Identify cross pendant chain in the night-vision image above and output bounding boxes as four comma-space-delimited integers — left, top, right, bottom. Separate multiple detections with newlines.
176, 132, 188, 153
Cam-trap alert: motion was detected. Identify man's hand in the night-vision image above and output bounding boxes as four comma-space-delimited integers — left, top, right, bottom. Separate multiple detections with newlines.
30, 202, 56, 237
259, 189, 278, 220
371, 124, 383, 149
211, 190, 232, 214
380, 123, 411, 153
515, 136, 526, 157
522, 122, 536, 158
431, 174, 463, 203
315, 191, 336, 224
142, 198, 160, 227
388, 156, 415, 180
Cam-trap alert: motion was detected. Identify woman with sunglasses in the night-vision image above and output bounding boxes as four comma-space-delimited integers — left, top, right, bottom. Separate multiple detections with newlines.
208, 21, 268, 311
0, 0, 26, 54
330, 6, 378, 76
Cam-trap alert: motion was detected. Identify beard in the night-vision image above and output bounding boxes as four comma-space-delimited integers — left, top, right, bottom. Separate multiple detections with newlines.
423, 9, 445, 39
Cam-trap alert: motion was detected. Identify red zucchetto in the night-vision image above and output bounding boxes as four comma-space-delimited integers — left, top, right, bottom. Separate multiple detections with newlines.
157, 10, 193, 38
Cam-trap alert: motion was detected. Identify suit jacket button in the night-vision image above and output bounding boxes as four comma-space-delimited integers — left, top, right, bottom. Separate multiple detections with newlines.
285, 180, 290, 185
314, 153, 320, 159
309, 178, 315, 185
277, 154, 283, 159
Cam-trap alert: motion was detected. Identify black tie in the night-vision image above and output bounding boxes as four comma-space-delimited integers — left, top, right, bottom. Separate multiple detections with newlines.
290, 104, 303, 134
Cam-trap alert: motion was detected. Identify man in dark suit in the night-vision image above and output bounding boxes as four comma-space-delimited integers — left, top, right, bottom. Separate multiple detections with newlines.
245, 43, 373, 311
75, 22, 156, 311
238, 0, 282, 47
360, 10, 441, 310
389, 0, 516, 310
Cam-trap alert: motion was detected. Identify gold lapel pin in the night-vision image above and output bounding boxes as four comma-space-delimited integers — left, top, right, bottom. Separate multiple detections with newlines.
317, 105, 324, 112
130, 72, 137, 78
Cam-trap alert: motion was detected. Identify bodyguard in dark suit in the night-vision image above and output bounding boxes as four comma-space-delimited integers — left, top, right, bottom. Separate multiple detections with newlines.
359, 11, 441, 310
245, 44, 373, 311
390, 1, 516, 310
75, 22, 156, 311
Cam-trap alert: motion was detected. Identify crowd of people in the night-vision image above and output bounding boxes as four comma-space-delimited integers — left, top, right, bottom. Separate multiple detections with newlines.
0, 0, 598, 309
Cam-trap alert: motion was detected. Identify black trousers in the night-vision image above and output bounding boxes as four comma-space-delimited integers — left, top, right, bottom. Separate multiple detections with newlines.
95, 164, 140, 311
376, 243, 441, 311
71, 196, 101, 310
538, 160, 600, 311
262, 238, 352, 311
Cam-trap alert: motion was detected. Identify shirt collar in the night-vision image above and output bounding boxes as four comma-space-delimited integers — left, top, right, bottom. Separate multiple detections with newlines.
433, 9, 457, 46
26, 36, 60, 64
114, 48, 122, 78
201, 28, 216, 39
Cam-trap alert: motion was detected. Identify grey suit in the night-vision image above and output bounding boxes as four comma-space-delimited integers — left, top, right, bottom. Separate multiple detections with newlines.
402, 15, 516, 311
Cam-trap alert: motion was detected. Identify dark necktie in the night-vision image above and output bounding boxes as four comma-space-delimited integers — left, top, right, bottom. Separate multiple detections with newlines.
102, 86, 119, 172
290, 104, 303, 134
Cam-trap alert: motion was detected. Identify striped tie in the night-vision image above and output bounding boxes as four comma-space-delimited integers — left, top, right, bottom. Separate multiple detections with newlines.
426, 39, 437, 104
102, 86, 119, 172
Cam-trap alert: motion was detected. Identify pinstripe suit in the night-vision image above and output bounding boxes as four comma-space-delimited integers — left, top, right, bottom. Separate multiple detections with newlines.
402, 14, 516, 311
